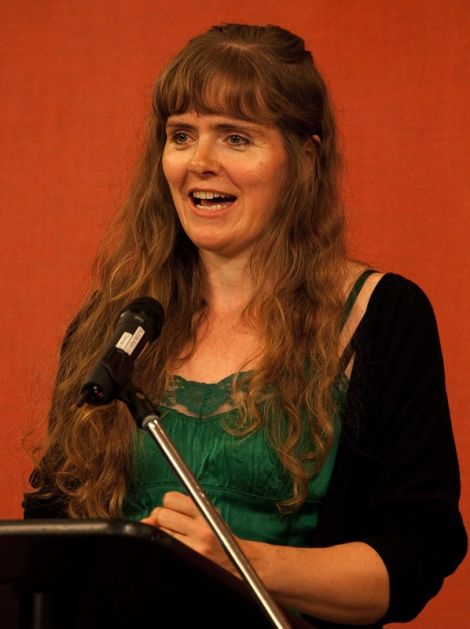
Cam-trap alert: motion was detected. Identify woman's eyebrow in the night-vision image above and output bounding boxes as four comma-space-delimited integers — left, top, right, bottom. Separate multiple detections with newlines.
214, 123, 264, 135
165, 120, 265, 135
166, 122, 195, 131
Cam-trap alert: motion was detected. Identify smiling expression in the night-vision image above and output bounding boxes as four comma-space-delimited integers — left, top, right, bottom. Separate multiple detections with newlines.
162, 111, 289, 259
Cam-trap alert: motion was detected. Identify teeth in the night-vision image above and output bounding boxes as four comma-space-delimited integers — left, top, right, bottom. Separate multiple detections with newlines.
191, 191, 233, 200
194, 203, 226, 210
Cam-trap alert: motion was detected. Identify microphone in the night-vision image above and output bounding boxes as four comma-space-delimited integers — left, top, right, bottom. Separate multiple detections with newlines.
79, 297, 165, 406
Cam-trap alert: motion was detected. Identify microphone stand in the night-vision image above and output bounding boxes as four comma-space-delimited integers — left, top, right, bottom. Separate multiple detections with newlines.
118, 383, 292, 629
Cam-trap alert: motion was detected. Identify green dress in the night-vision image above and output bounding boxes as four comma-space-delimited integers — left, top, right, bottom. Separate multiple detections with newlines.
123, 271, 374, 546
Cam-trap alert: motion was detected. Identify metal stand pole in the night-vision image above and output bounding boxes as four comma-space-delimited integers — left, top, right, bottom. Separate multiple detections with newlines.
119, 385, 291, 629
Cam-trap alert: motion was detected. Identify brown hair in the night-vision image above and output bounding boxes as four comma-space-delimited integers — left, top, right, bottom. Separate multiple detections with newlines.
27, 23, 347, 517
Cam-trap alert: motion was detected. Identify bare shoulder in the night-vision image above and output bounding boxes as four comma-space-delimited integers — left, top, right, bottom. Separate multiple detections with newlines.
342, 261, 385, 303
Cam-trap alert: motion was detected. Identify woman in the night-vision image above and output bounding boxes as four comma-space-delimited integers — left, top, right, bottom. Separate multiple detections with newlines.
24, 24, 466, 627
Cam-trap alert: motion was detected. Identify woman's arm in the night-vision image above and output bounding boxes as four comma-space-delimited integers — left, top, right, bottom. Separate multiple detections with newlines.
314, 274, 467, 623
142, 490, 390, 625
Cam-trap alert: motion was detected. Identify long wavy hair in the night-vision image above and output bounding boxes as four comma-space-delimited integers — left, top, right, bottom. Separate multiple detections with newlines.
27, 23, 347, 517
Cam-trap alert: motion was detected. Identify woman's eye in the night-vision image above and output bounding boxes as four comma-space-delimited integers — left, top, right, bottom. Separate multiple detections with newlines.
227, 134, 249, 146
173, 132, 189, 144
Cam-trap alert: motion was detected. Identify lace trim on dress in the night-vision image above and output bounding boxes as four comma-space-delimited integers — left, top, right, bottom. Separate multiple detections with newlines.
161, 374, 243, 419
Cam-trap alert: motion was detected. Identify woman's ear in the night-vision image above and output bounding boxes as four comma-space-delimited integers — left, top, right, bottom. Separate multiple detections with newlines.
302, 135, 321, 173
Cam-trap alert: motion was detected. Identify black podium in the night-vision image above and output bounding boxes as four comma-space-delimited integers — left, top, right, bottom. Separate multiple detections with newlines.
0, 520, 316, 628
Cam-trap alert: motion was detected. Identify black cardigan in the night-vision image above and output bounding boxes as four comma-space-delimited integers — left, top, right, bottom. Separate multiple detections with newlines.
24, 274, 467, 626
307, 274, 467, 627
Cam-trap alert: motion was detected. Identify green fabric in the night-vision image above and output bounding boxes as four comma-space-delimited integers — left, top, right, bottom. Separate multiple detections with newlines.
341, 268, 376, 327
123, 270, 373, 546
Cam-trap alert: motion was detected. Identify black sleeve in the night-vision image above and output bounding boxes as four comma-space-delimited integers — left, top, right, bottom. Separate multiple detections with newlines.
23, 486, 68, 519
316, 274, 467, 624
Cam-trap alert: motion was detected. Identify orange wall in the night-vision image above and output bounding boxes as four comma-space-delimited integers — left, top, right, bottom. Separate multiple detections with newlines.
0, 1, 468, 626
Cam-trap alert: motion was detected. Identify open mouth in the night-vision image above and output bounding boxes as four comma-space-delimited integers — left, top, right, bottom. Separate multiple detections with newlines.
190, 190, 237, 210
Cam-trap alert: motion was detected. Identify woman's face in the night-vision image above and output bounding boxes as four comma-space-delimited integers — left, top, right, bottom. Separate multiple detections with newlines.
162, 110, 289, 259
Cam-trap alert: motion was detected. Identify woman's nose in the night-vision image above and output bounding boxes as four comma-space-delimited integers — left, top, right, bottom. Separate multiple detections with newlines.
188, 141, 220, 177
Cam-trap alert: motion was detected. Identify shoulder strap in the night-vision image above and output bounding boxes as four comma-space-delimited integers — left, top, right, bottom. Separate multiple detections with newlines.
341, 269, 377, 328
339, 270, 385, 375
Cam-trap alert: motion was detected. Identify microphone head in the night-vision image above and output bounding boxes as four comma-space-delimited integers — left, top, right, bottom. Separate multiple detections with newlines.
79, 297, 165, 406
119, 297, 165, 341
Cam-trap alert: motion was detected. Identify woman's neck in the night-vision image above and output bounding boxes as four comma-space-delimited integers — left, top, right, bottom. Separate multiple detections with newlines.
199, 249, 254, 316
170, 250, 261, 382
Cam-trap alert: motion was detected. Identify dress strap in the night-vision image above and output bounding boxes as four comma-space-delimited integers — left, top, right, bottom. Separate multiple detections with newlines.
339, 269, 384, 376
341, 269, 377, 328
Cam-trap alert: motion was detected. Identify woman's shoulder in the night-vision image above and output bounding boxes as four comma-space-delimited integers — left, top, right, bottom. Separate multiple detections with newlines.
366, 272, 437, 324
370, 271, 431, 299
342, 267, 437, 343
343, 263, 433, 308
352, 271, 443, 366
